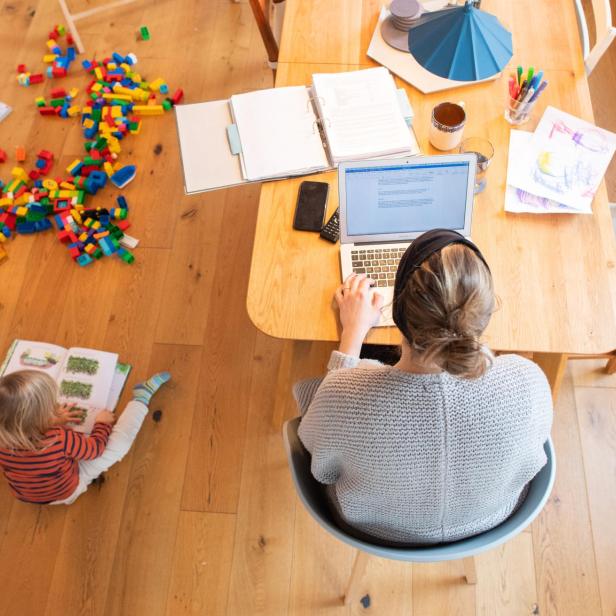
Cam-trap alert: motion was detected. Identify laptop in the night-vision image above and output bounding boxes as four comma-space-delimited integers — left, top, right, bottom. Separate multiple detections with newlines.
338, 154, 477, 326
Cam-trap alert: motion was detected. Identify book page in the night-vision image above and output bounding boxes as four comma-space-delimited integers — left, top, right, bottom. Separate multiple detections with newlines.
0, 340, 66, 381
312, 68, 414, 162
59, 347, 118, 434
106, 362, 132, 411
230, 86, 329, 181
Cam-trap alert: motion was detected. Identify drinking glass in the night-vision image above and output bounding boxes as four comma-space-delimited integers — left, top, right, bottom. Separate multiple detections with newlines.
459, 137, 494, 194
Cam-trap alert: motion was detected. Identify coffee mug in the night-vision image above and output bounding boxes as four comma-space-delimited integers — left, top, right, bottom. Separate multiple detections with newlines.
429, 102, 466, 151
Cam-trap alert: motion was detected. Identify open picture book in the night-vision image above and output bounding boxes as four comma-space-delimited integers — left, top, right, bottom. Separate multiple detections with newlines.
0, 340, 131, 434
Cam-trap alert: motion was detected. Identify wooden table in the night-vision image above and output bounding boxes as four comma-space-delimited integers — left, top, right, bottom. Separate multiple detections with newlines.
247, 0, 616, 397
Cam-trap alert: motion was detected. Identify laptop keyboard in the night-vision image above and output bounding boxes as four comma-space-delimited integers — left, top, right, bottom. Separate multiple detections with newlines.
351, 247, 406, 287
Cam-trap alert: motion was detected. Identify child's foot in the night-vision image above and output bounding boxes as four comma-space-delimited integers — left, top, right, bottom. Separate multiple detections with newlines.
133, 371, 171, 406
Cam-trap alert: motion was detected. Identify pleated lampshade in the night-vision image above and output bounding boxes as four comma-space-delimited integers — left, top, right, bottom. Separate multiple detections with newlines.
407, 1, 513, 81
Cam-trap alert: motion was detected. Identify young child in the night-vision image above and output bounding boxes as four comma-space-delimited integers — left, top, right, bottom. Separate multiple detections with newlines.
0, 369, 170, 505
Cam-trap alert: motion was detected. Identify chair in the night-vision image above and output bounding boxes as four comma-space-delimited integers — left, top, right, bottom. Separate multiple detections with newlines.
283, 417, 556, 604
574, 0, 616, 74
245, 0, 284, 69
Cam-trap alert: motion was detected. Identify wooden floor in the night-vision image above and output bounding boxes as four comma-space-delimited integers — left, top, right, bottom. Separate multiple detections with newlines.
0, 1, 615, 614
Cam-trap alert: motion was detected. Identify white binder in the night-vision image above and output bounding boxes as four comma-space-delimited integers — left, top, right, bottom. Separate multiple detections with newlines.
175, 68, 420, 195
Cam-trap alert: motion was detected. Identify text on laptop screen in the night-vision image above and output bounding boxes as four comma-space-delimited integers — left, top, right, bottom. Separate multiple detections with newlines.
344, 162, 470, 236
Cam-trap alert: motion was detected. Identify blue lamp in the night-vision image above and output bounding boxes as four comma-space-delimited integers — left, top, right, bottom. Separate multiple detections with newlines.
407, 1, 513, 81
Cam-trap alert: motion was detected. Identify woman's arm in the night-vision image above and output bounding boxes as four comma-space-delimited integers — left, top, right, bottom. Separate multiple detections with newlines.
334, 273, 383, 358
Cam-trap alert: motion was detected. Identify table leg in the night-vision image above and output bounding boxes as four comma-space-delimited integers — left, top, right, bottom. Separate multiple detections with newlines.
532, 353, 569, 401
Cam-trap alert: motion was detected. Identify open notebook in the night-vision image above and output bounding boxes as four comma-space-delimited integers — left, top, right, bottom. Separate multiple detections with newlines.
176, 67, 419, 193
0, 340, 131, 434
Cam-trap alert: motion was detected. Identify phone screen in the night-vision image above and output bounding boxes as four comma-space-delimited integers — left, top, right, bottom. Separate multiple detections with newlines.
293, 181, 329, 231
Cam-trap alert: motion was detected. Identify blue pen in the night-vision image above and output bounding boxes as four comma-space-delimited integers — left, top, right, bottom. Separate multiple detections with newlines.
529, 70, 544, 91
529, 80, 548, 102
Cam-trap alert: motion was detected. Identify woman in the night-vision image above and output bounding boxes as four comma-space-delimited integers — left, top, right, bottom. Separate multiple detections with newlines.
295, 229, 552, 545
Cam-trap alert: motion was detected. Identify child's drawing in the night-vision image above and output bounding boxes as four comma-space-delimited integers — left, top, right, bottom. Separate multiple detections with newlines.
507, 106, 616, 211
60, 380, 93, 400
66, 356, 100, 375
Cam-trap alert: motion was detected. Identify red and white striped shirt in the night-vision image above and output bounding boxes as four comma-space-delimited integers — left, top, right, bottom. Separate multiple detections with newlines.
0, 424, 113, 504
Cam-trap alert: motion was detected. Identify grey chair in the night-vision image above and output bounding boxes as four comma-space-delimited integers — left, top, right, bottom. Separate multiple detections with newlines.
283, 417, 556, 604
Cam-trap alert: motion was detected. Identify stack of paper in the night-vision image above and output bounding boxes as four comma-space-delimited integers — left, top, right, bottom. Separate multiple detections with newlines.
505, 106, 616, 214
230, 86, 329, 182
312, 68, 416, 163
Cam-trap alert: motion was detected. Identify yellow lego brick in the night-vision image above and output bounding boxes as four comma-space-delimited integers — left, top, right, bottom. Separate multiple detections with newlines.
91, 83, 102, 93
11, 167, 29, 183
107, 62, 117, 70
42, 179, 58, 190
43, 54, 57, 63
14, 195, 30, 206
0, 233, 6, 243
94, 67, 103, 80
149, 78, 164, 92
132, 105, 164, 116
58, 190, 77, 198
91, 221, 101, 230
67, 105, 81, 117
0, 198, 12, 207
103, 93, 131, 101
15, 206, 28, 217
103, 162, 114, 177
46, 39, 58, 50
60, 181, 76, 190
110, 107, 123, 118
82, 118, 95, 129
66, 159, 82, 174
69, 87, 79, 98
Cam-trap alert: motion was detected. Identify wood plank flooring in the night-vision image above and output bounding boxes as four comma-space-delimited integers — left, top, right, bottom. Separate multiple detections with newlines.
0, 1, 614, 614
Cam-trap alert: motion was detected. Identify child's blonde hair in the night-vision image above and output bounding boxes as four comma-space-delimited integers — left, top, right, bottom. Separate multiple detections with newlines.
0, 370, 59, 450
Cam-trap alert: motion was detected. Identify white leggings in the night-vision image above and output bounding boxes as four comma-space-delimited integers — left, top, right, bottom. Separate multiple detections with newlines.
51, 400, 148, 505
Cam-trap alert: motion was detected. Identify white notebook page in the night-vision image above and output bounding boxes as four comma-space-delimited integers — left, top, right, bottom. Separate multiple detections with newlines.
230, 86, 329, 181
312, 68, 413, 162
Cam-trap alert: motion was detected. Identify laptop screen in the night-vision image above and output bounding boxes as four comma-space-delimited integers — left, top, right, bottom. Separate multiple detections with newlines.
343, 160, 472, 239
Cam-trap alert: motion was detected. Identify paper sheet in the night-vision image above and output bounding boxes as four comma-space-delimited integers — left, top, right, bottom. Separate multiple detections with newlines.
505, 131, 592, 214
312, 67, 415, 162
230, 86, 329, 181
507, 106, 616, 210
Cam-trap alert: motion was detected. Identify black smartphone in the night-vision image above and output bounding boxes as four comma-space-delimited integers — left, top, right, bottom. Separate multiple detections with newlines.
293, 181, 329, 232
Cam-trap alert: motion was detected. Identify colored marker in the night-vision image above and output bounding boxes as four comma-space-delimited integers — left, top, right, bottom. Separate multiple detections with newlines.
526, 66, 534, 83
529, 80, 548, 102
517, 65, 523, 85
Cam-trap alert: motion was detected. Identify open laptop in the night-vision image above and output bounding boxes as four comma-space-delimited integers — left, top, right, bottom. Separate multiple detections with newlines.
338, 154, 477, 326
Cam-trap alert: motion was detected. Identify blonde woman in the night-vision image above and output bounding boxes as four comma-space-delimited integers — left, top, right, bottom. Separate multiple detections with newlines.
0, 369, 170, 505
295, 229, 553, 545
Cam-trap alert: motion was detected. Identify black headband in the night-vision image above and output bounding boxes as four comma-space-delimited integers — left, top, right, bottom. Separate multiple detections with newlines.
392, 229, 491, 341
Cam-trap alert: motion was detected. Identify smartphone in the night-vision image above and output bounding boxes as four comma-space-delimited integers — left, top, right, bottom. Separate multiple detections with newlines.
293, 181, 329, 232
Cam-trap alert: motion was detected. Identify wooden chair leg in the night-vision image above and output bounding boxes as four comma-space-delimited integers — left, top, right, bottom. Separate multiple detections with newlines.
605, 355, 616, 374
462, 556, 477, 584
343, 550, 370, 605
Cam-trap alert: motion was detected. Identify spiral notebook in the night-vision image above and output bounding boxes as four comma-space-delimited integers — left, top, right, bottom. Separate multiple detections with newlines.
176, 67, 419, 194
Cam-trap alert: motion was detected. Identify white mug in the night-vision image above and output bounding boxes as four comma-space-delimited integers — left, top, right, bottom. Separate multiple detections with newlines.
429, 101, 466, 151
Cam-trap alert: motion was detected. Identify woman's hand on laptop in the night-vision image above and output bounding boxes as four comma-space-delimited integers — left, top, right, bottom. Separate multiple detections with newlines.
335, 274, 384, 357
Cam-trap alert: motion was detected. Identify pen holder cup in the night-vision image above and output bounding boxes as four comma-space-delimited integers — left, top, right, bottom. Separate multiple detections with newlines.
504, 95, 537, 126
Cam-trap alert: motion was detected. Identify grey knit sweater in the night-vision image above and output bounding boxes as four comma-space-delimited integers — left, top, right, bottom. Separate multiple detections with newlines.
295, 351, 553, 545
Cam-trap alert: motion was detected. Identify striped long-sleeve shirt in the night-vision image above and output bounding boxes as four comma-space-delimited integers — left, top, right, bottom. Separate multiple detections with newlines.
0, 424, 113, 504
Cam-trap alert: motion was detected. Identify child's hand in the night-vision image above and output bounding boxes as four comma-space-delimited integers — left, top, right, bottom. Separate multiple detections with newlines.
94, 409, 116, 425
54, 403, 86, 425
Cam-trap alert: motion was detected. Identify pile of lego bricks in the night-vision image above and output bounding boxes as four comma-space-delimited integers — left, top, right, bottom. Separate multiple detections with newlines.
0, 43, 184, 266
